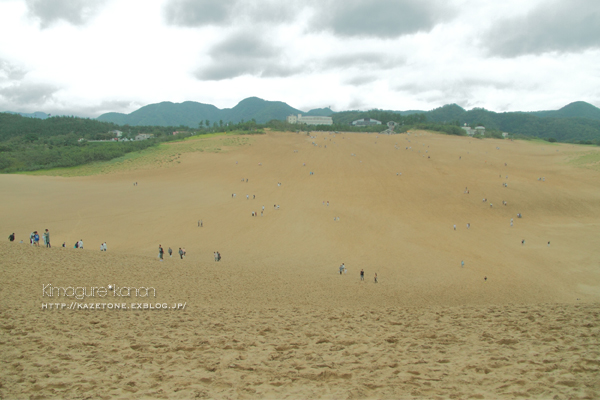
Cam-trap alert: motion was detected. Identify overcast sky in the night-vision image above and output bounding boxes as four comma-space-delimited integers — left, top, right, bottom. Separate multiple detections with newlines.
0, 0, 599, 117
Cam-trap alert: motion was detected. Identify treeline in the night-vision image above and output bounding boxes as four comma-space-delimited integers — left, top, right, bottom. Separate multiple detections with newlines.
0, 140, 157, 172
424, 104, 600, 144
0, 113, 269, 172
0, 113, 198, 172
332, 110, 426, 126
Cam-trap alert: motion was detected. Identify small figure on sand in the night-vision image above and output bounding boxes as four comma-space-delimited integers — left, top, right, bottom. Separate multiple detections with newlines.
43, 229, 50, 248
158, 245, 164, 261
360, 269, 364, 281
339, 263, 345, 275
8, 233, 15, 242
168, 247, 172, 257
374, 273, 378, 283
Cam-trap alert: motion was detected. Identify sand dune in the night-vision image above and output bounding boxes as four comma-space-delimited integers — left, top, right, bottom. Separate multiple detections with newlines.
1, 130, 599, 398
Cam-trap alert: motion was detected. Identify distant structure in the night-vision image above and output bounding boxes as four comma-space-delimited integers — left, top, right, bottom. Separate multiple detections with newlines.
461, 124, 485, 136
352, 118, 382, 126
109, 130, 123, 137
381, 121, 397, 134
502, 132, 509, 138
286, 114, 333, 125
135, 133, 154, 141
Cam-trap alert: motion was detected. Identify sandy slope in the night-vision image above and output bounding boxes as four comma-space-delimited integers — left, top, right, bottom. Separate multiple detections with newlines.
1, 130, 599, 399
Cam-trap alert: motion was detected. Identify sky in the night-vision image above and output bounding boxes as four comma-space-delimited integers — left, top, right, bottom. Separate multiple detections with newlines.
0, 0, 599, 118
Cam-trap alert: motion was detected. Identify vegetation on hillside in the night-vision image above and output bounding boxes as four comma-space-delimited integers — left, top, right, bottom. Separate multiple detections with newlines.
0, 113, 263, 173
3, 98, 600, 174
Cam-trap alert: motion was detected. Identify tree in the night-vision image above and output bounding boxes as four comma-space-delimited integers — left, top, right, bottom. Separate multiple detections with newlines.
219, 119, 223, 127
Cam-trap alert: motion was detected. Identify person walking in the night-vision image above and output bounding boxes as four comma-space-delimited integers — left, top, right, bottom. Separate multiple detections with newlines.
8, 233, 15, 242
158, 245, 164, 261
360, 269, 364, 281
78, 239, 83, 249
217, 251, 221, 261
214, 251, 218, 262
374, 273, 378, 283
461, 260, 464, 268
168, 247, 172, 257
339, 263, 345, 275
34, 232, 40, 246
178, 248, 183, 259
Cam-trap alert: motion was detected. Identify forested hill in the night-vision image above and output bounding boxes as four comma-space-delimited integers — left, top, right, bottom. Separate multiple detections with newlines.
420, 102, 600, 143
97, 97, 306, 127
528, 101, 600, 121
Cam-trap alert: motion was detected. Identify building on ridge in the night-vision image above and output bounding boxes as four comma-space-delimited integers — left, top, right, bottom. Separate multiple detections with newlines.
351, 118, 382, 126
286, 114, 333, 125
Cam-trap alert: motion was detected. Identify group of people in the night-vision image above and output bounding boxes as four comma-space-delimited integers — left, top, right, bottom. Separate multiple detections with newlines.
26, 229, 51, 247
9, 231, 109, 252
340, 264, 378, 283
158, 245, 188, 260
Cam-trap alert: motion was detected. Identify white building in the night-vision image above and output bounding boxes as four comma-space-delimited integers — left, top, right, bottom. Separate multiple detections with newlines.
109, 130, 123, 137
461, 124, 485, 136
351, 118, 382, 126
135, 133, 154, 141
287, 114, 333, 125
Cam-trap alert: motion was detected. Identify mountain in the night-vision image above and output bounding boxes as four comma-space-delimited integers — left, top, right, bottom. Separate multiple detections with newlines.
222, 97, 302, 124
97, 97, 303, 127
423, 103, 600, 142
305, 107, 334, 116
5, 111, 50, 119
528, 101, 600, 121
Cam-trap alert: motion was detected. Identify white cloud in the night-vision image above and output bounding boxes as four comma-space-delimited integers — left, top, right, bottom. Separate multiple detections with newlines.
0, 0, 598, 117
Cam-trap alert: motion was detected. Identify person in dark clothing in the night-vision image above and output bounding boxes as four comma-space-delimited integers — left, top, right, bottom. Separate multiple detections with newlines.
8, 233, 15, 242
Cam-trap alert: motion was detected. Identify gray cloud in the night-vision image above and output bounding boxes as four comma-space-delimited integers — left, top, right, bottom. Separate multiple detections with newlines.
163, 0, 297, 27
195, 33, 301, 80
0, 59, 27, 81
25, 0, 108, 28
163, 0, 233, 26
344, 74, 379, 86
0, 83, 59, 105
485, 0, 600, 57
394, 78, 538, 109
323, 52, 405, 70
310, 0, 456, 38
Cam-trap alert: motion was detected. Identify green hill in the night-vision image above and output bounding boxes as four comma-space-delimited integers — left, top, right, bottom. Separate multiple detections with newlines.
97, 97, 303, 127
529, 101, 600, 121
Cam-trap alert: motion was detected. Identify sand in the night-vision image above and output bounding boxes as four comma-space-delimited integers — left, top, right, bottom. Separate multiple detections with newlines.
1, 130, 599, 399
